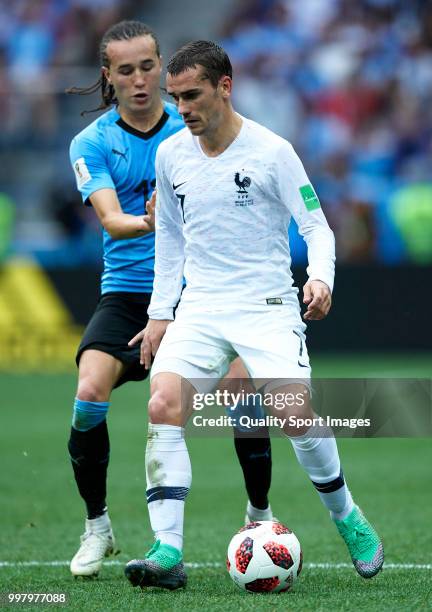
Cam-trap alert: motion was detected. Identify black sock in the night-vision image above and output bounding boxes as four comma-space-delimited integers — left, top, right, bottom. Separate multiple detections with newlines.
234, 428, 272, 510
68, 420, 110, 519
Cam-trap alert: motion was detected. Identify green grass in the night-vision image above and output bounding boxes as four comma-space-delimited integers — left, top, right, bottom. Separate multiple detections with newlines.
1, 354, 431, 610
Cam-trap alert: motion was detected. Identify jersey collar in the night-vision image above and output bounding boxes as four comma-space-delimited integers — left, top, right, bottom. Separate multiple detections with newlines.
116, 110, 169, 140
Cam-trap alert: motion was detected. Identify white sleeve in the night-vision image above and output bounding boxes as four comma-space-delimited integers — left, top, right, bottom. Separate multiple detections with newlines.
276, 142, 336, 292
147, 148, 185, 320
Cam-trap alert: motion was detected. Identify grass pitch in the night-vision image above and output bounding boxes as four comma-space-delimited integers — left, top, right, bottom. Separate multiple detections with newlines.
1, 353, 431, 610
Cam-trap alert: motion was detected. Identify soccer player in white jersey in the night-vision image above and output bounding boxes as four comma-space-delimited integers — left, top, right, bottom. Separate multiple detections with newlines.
125, 41, 384, 591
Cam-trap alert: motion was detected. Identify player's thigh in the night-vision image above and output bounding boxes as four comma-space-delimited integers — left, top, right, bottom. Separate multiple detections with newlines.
230, 309, 311, 413
151, 310, 235, 394
230, 310, 309, 376
77, 349, 128, 401
149, 372, 199, 426
217, 357, 255, 396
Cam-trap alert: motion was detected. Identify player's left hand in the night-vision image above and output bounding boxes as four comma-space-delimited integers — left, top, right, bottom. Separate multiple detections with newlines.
302, 280, 332, 321
128, 318, 171, 369
142, 190, 156, 232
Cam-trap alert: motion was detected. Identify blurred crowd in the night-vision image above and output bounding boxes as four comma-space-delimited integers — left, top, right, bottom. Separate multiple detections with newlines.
0, 0, 136, 144
221, 0, 432, 263
0, 0, 137, 265
0, 0, 431, 265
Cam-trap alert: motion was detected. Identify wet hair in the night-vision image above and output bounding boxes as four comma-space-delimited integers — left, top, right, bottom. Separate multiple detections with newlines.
166, 40, 232, 87
66, 20, 160, 115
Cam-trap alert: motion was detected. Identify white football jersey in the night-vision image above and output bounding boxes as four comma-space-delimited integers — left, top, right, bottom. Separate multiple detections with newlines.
148, 116, 335, 320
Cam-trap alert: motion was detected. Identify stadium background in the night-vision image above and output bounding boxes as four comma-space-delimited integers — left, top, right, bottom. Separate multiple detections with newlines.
1, 1, 431, 609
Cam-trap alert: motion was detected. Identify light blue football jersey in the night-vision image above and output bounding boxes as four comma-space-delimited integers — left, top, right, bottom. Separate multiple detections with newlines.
70, 102, 184, 293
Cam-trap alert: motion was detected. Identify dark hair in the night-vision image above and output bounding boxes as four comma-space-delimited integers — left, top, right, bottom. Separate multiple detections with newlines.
166, 40, 232, 87
66, 20, 160, 115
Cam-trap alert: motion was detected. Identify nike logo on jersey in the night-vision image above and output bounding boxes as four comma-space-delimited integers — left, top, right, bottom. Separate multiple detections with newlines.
112, 149, 127, 160
173, 181, 186, 190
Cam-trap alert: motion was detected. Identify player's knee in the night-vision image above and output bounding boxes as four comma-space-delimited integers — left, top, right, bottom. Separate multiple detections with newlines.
287, 401, 313, 421
148, 388, 182, 425
270, 385, 312, 419
76, 377, 109, 403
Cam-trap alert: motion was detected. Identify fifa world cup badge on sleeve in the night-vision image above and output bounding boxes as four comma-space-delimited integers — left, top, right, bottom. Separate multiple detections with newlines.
73, 158, 92, 189
299, 184, 321, 212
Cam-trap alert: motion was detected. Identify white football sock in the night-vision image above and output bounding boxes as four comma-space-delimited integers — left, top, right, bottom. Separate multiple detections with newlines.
86, 510, 111, 534
288, 425, 354, 519
145, 424, 192, 551
246, 501, 273, 521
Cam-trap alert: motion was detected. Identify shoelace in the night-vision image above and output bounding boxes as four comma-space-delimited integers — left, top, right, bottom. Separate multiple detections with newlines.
79, 532, 111, 555
144, 540, 181, 570
341, 522, 374, 556
145, 539, 161, 559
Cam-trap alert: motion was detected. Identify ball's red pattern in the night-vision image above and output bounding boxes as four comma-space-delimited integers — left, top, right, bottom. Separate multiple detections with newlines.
279, 574, 294, 592
245, 576, 280, 592
272, 522, 292, 535
237, 521, 262, 533
263, 541, 294, 570
235, 536, 254, 574
226, 557, 231, 571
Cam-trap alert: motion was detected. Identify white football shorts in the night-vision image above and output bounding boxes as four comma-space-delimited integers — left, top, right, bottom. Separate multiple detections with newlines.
151, 305, 311, 393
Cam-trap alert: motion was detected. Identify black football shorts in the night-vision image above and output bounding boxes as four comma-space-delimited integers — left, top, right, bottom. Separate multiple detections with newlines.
76, 292, 151, 388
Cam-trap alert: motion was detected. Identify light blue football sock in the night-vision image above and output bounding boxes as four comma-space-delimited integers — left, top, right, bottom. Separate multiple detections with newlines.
72, 398, 109, 432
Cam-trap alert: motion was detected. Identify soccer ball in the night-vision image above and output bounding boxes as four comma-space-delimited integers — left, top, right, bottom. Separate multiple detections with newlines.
226, 520, 302, 593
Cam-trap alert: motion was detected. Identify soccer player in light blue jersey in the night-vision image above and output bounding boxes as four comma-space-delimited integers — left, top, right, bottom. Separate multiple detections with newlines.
67, 21, 274, 578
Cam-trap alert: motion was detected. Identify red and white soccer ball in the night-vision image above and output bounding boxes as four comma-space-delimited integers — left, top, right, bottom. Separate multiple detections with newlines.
226, 520, 302, 593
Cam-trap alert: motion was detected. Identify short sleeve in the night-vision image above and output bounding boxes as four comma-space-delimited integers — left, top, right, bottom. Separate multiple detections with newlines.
69, 135, 115, 205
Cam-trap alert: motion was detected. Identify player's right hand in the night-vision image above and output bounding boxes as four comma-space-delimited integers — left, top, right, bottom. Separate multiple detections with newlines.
142, 190, 157, 233
128, 318, 171, 369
